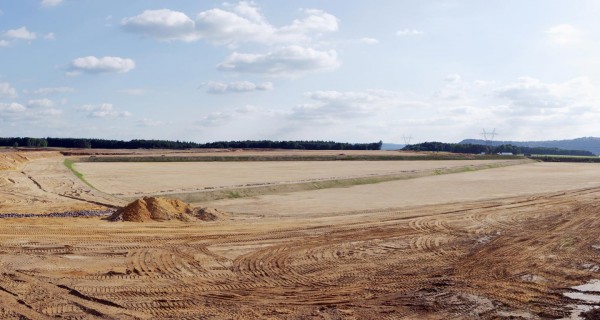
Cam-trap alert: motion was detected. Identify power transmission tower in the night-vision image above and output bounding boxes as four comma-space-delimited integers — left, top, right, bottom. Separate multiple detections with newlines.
402, 135, 412, 145
481, 128, 498, 146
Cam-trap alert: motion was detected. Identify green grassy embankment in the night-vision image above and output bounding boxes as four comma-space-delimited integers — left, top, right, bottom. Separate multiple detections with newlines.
64, 158, 96, 189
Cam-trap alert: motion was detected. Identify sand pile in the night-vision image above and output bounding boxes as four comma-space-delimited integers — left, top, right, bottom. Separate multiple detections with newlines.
109, 196, 195, 222
109, 196, 226, 222
195, 207, 228, 221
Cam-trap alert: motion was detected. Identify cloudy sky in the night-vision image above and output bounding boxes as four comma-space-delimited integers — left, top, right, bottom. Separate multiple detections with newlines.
1, 0, 600, 143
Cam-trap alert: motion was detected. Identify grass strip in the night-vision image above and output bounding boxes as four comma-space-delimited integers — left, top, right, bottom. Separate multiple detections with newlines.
140, 159, 533, 203
64, 158, 96, 189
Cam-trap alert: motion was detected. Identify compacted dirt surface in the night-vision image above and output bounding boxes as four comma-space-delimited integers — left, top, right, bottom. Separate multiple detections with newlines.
0, 149, 599, 319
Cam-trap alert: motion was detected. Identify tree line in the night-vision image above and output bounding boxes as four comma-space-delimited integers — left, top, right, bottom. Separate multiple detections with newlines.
0, 137, 382, 151
403, 142, 594, 156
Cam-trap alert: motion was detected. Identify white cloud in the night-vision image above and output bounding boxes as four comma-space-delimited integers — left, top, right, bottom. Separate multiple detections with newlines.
137, 118, 164, 127
76, 103, 132, 118
0, 102, 26, 113
358, 37, 379, 45
122, 2, 339, 46
196, 4, 338, 46
39, 108, 62, 116
0, 40, 10, 47
445, 74, 461, 83
280, 8, 339, 34
194, 112, 234, 127
31, 86, 75, 95
396, 28, 424, 37
203, 80, 273, 93
494, 77, 597, 112
121, 9, 198, 42
27, 98, 55, 108
545, 24, 581, 45
291, 90, 427, 122
0, 82, 18, 98
44, 32, 55, 40
41, 0, 63, 7
4, 26, 37, 40
195, 6, 275, 45
218, 46, 339, 76
118, 88, 146, 95
68, 56, 135, 75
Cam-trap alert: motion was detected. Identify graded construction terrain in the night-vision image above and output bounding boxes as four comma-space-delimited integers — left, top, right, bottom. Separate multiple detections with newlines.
0, 149, 599, 319
75, 159, 515, 197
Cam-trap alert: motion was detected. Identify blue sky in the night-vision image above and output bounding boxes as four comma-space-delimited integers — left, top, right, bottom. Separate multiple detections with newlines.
1, 0, 600, 143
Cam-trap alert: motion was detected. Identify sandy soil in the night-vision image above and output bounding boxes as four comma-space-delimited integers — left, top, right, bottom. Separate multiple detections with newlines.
0, 154, 123, 213
0, 150, 598, 319
204, 162, 600, 217
75, 160, 511, 196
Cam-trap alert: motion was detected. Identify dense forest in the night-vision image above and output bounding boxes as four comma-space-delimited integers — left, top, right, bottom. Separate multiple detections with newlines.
460, 137, 600, 155
403, 142, 595, 156
0, 137, 382, 151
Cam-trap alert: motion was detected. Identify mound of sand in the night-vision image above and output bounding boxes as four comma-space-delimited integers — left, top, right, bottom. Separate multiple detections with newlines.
195, 207, 228, 221
109, 196, 226, 222
109, 196, 195, 222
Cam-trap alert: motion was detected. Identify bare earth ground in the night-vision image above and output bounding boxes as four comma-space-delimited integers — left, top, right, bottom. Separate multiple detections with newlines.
75, 160, 512, 196
0, 149, 599, 319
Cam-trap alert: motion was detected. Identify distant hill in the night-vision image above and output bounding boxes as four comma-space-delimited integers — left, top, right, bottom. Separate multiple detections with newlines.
381, 143, 405, 150
459, 137, 600, 155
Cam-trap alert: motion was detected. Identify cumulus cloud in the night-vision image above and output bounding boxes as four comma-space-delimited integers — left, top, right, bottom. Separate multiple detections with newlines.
0, 82, 18, 98
494, 77, 597, 112
396, 28, 424, 37
27, 98, 55, 108
445, 74, 462, 83
194, 112, 234, 127
68, 56, 135, 75
218, 46, 339, 76
39, 108, 62, 115
122, 2, 339, 45
545, 24, 581, 45
121, 9, 198, 42
0, 102, 26, 113
76, 103, 132, 118
30, 86, 75, 95
4, 26, 37, 40
118, 88, 146, 95
291, 90, 427, 122
203, 80, 273, 94
0, 40, 10, 47
41, 0, 63, 7
358, 37, 379, 45
197, 4, 338, 45
137, 118, 163, 127
44, 32, 55, 40
279, 8, 339, 34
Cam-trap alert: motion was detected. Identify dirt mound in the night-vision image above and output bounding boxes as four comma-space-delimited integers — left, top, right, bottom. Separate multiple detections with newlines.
194, 207, 228, 221
109, 197, 226, 222
0, 151, 61, 171
109, 196, 196, 222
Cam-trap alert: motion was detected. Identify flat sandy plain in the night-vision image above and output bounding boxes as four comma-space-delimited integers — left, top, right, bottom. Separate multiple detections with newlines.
0, 149, 599, 319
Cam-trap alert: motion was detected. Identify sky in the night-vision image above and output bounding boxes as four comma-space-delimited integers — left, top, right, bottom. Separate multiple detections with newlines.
1, 0, 600, 144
